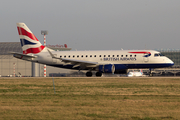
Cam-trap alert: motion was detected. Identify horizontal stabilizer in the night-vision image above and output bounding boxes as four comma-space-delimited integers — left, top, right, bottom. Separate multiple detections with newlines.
9, 52, 36, 58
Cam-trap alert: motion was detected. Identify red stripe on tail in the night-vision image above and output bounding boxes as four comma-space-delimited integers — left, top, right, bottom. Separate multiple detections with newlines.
23, 45, 45, 54
17, 27, 39, 41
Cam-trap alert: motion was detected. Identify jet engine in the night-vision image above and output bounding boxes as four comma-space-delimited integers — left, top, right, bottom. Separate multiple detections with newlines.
97, 64, 115, 73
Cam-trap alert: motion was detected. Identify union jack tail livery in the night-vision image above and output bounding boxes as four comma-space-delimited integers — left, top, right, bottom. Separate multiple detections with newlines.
17, 23, 45, 54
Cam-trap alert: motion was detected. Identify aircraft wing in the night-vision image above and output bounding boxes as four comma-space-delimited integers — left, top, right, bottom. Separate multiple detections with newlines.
61, 58, 98, 67
47, 49, 98, 68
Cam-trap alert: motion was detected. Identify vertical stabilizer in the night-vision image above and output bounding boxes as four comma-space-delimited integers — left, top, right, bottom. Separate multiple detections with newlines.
17, 23, 45, 54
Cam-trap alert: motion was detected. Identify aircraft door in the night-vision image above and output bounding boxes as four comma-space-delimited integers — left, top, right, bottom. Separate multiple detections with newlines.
143, 53, 149, 62
143, 57, 149, 62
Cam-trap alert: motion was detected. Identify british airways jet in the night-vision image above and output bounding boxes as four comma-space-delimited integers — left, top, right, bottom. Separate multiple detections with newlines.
11, 23, 174, 77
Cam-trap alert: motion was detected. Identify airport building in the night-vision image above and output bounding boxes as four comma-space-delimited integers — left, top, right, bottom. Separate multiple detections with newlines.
0, 42, 71, 77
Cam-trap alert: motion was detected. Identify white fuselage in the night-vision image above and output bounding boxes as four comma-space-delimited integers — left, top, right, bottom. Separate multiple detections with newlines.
32, 49, 173, 71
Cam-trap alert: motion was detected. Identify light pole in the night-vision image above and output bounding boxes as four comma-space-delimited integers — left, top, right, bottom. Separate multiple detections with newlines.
41, 30, 48, 77
13, 63, 16, 77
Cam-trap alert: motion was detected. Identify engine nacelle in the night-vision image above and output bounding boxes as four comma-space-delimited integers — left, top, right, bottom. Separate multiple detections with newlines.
98, 64, 115, 73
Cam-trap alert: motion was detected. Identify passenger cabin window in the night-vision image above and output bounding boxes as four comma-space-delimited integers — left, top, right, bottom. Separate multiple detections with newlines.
60, 56, 62, 58
117, 55, 119, 57
104, 55, 106, 57
99, 55, 101, 57
108, 55, 110, 57
90, 55, 92, 57
126, 55, 128, 57
130, 55, 132, 57
121, 55, 123, 57
64, 56, 66, 58
81, 55, 83, 57
73, 55, 75, 58
112, 55, 114, 57
77, 55, 79, 58
68, 55, 70, 58
94, 55, 96, 57
86, 55, 88, 57
135, 55, 136, 57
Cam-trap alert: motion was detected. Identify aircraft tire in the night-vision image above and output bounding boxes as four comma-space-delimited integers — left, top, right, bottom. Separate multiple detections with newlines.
86, 72, 93, 77
96, 72, 102, 77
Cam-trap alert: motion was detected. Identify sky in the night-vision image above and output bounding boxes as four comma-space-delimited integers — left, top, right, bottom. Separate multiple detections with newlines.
0, 0, 180, 51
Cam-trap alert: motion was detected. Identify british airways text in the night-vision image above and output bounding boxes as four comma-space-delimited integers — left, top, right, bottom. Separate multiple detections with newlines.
103, 57, 136, 61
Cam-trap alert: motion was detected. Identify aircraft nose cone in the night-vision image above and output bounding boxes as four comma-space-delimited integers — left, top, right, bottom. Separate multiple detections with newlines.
167, 59, 174, 66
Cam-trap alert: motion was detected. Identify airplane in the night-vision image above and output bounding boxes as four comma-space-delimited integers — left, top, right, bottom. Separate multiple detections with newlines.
11, 23, 174, 77
127, 69, 146, 77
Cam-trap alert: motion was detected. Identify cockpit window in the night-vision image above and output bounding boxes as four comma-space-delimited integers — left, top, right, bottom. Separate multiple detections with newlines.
159, 53, 164, 56
154, 53, 164, 57
154, 54, 159, 57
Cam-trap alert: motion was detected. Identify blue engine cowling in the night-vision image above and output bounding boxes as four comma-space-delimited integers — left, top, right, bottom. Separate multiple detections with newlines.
98, 64, 115, 73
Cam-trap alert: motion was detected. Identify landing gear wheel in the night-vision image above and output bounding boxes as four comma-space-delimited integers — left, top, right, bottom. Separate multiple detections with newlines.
149, 73, 153, 77
96, 72, 102, 77
86, 72, 93, 77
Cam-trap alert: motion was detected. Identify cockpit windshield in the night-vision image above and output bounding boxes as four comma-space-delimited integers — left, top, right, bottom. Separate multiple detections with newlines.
154, 53, 164, 57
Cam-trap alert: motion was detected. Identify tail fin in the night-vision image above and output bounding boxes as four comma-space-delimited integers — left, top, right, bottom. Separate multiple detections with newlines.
17, 23, 45, 54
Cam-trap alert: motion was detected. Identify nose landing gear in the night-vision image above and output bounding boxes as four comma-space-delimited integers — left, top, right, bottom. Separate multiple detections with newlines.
149, 68, 153, 77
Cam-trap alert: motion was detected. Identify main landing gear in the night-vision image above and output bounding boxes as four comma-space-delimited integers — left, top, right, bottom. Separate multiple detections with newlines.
96, 72, 102, 77
149, 68, 153, 77
86, 71, 92, 77
86, 71, 102, 77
